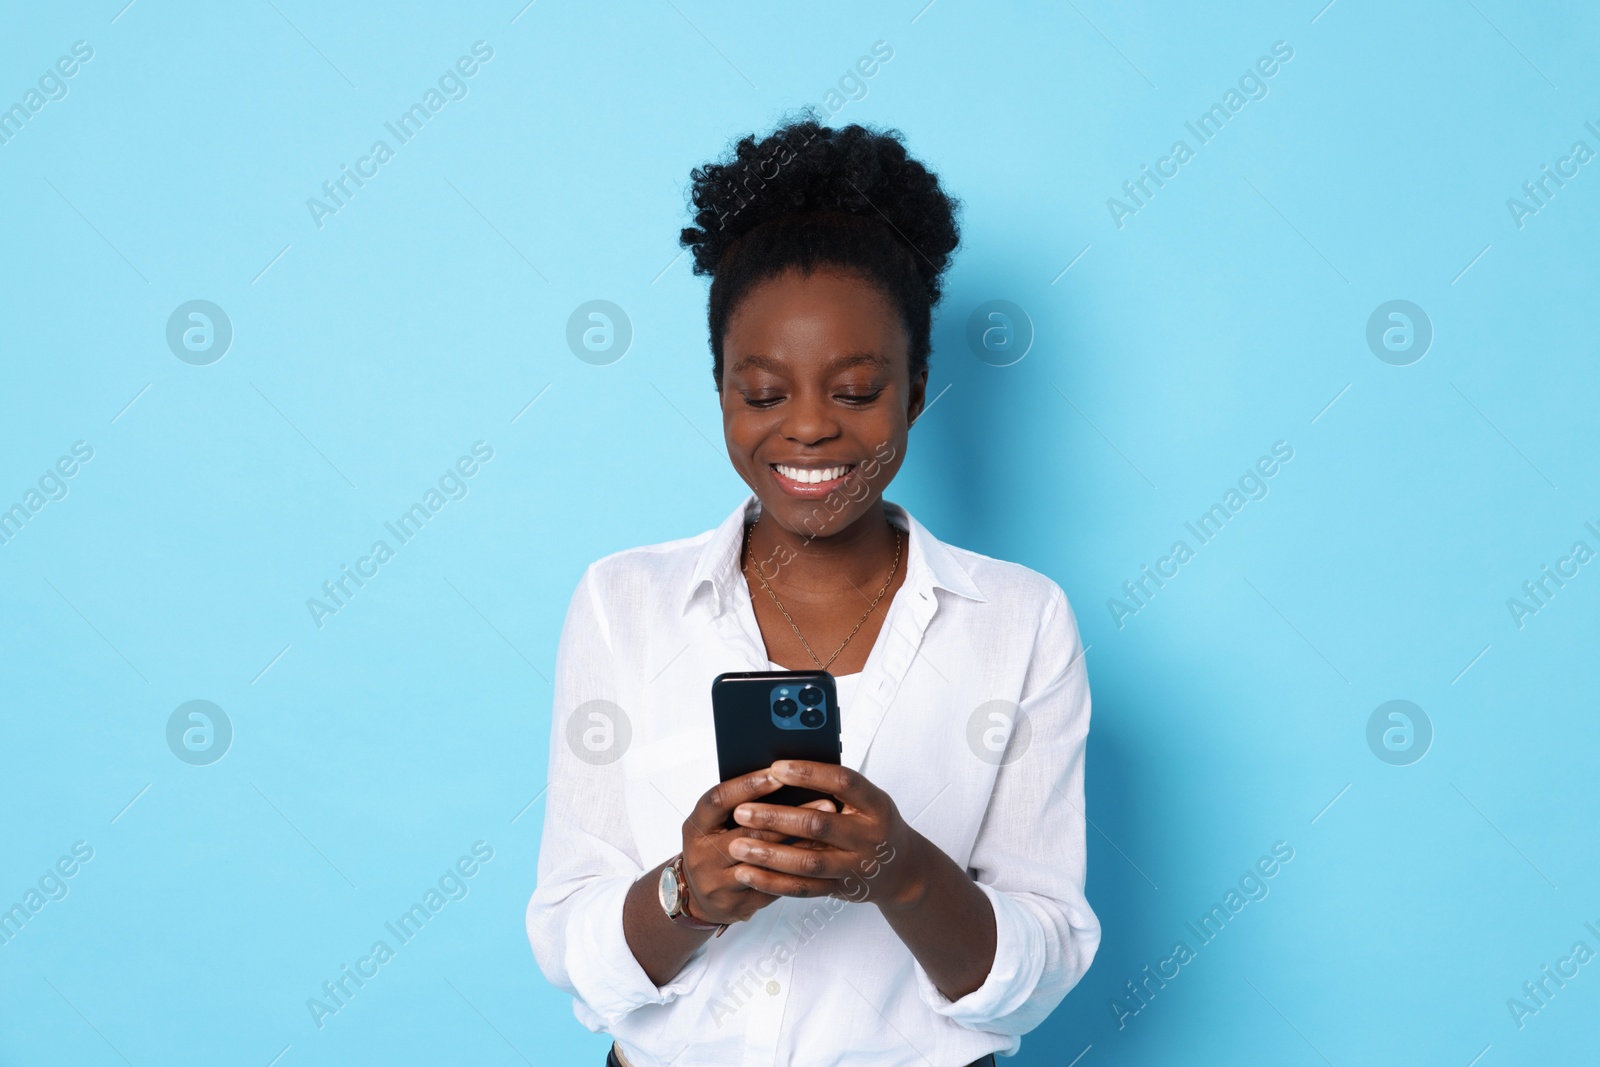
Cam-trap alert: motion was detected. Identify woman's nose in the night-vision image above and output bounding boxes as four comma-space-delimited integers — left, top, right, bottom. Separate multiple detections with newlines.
779, 393, 841, 445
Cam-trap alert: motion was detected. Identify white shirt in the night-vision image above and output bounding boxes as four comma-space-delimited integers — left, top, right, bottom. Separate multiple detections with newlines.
527, 494, 1100, 1066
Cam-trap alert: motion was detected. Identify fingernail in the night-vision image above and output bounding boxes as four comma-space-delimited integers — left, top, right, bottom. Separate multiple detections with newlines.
734, 805, 752, 822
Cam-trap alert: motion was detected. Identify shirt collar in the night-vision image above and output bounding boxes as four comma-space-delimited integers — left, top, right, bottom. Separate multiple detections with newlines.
682, 493, 986, 617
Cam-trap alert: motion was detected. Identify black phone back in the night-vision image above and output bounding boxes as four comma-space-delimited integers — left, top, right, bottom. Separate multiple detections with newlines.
712, 670, 842, 826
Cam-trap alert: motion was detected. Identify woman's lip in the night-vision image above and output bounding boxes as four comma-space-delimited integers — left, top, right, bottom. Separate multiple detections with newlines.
769, 463, 856, 498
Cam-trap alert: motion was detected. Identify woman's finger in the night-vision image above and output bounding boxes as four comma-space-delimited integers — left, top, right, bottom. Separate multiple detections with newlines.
730, 863, 841, 900
689, 768, 784, 836
727, 838, 850, 879
731, 800, 843, 843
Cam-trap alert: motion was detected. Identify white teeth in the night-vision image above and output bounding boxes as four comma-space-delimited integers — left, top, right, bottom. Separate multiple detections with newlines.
775, 464, 851, 484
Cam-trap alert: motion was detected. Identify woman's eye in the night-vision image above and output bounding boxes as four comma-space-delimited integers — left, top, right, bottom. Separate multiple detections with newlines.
744, 394, 783, 408
838, 391, 881, 405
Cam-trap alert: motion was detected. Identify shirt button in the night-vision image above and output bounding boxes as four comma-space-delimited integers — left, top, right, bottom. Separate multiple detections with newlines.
765, 980, 781, 995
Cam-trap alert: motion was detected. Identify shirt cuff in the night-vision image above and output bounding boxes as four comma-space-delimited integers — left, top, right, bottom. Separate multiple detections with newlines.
912, 880, 1047, 1029
563, 874, 713, 1026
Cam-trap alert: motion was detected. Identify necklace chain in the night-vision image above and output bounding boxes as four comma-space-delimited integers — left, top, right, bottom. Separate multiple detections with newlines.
743, 517, 902, 671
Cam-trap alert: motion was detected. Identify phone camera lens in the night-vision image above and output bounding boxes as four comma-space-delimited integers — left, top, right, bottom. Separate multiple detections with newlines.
774, 698, 798, 717
799, 707, 824, 729
798, 685, 824, 706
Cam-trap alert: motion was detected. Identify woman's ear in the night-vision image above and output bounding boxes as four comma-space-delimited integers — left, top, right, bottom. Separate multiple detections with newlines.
906, 366, 930, 427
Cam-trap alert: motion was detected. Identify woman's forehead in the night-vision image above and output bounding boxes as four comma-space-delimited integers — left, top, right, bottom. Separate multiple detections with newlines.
724, 272, 907, 363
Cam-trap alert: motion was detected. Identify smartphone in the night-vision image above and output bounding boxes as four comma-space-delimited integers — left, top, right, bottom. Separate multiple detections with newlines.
712, 670, 843, 830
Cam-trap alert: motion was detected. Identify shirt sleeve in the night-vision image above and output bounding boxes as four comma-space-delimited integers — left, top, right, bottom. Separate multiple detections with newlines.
525, 563, 712, 1029
912, 582, 1102, 1035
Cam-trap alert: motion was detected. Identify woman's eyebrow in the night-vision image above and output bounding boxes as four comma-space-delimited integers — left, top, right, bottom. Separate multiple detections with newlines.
729, 351, 889, 375
828, 352, 890, 372
729, 353, 786, 375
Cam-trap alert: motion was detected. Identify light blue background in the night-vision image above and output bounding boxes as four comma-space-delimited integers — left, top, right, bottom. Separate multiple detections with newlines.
2, 1, 1597, 1064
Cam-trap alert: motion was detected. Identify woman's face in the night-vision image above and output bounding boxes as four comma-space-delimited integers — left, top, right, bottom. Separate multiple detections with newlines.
719, 268, 927, 539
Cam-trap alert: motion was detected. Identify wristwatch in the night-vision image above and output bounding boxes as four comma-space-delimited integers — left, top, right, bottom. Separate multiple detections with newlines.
658, 853, 728, 937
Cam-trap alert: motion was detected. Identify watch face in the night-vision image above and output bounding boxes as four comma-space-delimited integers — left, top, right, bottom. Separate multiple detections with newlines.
658, 862, 682, 915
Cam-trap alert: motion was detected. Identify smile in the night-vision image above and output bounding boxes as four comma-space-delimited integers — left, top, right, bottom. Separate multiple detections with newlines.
770, 463, 856, 496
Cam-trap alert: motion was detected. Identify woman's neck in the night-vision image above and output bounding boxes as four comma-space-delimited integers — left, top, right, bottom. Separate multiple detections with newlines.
744, 498, 901, 601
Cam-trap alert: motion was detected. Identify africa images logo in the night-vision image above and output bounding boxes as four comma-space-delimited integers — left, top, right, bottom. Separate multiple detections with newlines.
305, 442, 494, 629
305, 42, 494, 230
1106, 41, 1294, 229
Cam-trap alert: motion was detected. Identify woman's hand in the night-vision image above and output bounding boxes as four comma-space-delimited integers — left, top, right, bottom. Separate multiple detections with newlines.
711, 761, 999, 1003
725, 760, 926, 910
680, 768, 839, 926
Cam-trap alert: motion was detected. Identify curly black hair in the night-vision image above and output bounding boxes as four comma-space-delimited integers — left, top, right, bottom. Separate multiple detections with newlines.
679, 113, 961, 389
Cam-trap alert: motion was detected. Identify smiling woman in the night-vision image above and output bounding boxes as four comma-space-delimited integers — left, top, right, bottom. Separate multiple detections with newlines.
528, 113, 1100, 1067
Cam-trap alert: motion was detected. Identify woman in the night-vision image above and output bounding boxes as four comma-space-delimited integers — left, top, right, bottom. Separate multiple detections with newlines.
528, 117, 1099, 1066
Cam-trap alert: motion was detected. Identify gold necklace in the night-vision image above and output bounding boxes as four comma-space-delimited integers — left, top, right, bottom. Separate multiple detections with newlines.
743, 517, 903, 671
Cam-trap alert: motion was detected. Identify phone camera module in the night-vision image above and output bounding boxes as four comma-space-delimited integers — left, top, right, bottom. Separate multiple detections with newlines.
772, 682, 827, 730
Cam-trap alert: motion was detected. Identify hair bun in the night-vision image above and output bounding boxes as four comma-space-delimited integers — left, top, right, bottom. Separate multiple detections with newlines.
679, 114, 960, 305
